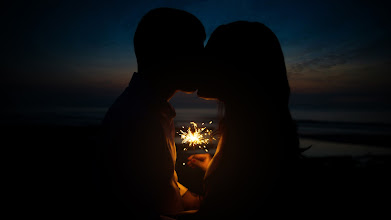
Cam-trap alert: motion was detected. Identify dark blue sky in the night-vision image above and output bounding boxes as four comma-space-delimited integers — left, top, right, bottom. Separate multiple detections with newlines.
2, 0, 391, 114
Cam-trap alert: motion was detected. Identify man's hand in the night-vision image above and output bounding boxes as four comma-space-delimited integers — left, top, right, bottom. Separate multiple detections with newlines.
187, 153, 212, 172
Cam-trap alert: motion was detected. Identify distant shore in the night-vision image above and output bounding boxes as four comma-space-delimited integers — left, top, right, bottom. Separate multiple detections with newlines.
301, 132, 391, 146
300, 138, 391, 157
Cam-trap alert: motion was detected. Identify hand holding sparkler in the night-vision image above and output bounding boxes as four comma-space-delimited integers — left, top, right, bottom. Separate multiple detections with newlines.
187, 153, 212, 171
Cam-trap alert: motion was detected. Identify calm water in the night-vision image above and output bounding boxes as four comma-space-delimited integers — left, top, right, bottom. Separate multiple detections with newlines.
10, 106, 391, 134
7, 106, 391, 156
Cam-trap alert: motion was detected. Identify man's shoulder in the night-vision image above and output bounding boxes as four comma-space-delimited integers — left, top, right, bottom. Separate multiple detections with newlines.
103, 89, 149, 122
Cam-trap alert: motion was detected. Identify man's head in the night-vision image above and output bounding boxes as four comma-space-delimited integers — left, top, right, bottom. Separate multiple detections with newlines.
134, 8, 206, 93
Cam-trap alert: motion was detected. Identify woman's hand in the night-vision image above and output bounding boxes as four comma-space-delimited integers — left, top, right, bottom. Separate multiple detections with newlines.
187, 153, 212, 172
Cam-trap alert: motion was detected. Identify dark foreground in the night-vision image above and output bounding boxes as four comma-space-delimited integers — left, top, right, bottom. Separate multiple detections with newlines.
4, 125, 391, 218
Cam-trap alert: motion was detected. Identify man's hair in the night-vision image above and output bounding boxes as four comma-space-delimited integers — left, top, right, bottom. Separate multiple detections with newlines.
133, 8, 206, 71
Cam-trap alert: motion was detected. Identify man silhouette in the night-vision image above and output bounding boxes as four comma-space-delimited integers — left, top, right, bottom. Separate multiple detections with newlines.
99, 8, 205, 218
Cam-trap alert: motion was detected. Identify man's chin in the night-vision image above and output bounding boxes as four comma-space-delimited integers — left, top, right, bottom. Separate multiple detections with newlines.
197, 90, 218, 100
179, 87, 197, 94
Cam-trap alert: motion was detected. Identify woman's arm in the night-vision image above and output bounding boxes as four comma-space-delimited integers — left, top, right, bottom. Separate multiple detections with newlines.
182, 190, 202, 210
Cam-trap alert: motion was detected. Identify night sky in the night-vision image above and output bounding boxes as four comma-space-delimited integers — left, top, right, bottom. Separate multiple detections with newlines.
2, 0, 391, 121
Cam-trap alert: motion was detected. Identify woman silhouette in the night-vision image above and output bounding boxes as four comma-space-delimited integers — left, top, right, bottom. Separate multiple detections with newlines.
188, 21, 300, 219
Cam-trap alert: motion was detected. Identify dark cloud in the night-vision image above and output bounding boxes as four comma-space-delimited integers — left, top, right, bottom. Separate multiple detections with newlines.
287, 53, 347, 79
287, 32, 390, 78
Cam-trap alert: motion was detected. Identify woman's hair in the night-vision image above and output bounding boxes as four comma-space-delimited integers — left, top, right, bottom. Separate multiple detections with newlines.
209, 21, 300, 160
206, 21, 290, 102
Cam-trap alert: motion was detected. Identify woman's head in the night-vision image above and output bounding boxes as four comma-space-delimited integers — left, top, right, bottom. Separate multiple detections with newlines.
199, 21, 300, 162
198, 21, 290, 105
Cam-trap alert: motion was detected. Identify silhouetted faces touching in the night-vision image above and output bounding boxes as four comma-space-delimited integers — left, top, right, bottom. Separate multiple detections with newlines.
198, 21, 289, 106
134, 8, 206, 94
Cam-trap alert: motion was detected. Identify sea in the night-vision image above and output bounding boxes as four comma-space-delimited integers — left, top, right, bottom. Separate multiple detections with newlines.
5, 105, 391, 157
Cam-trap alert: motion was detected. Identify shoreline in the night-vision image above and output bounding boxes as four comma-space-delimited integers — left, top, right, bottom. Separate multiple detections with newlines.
300, 133, 391, 148
300, 138, 391, 157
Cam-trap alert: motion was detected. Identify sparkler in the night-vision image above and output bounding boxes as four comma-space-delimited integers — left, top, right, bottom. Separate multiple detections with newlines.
178, 121, 214, 151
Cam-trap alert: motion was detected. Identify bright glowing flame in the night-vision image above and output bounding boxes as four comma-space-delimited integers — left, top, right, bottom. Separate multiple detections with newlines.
179, 122, 213, 147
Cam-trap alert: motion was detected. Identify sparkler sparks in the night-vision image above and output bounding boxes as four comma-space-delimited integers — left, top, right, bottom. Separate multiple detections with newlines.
179, 122, 212, 147
178, 121, 216, 166
178, 121, 216, 151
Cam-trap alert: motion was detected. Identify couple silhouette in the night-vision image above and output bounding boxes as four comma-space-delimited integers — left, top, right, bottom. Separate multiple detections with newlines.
99, 7, 299, 219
